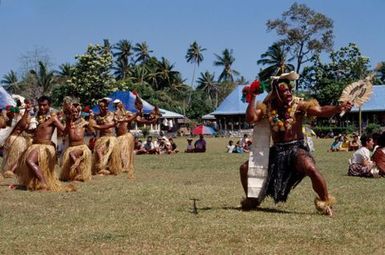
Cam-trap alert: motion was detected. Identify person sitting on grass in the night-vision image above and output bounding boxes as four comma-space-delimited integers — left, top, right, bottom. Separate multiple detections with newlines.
194, 134, 206, 153
136, 136, 157, 155
226, 140, 235, 153
233, 141, 243, 153
348, 134, 380, 178
338, 134, 350, 152
168, 137, 179, 153
349, 134, 360, 151
329, 134, 343, 152
371, 132, 385, 177
185, 138, 194, 153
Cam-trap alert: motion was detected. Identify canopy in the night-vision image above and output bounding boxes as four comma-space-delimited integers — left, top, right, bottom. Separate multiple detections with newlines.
91, 91, 154, 114
192, 125, 216, 135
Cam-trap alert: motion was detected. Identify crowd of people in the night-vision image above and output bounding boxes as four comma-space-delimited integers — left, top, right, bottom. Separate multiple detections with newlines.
133, 134, 207, 154
329, 133, 360, 152
226, 134, 251, 153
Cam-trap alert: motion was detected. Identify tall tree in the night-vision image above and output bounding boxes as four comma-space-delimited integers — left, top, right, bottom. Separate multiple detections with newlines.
302, 43, 370, 105
214, 49, 239, 82
133, 42, 153, 64
266, 2, 334, 89
153, 57, 180, 90
67, 44, 114, 105
113, 39, 133, 80
196, 71, 218, 107
29, 61, 57, 96
257, 43, 294, 82
185, 41, 206, 88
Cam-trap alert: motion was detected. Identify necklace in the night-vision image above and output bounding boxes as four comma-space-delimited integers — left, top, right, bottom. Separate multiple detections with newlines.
268, 101, 296, 132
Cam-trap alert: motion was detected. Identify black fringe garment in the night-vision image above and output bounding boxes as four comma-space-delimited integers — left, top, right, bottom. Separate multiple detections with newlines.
259, 140, 313, 204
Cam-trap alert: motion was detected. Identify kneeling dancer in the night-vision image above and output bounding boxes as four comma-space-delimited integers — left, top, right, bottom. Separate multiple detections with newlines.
239, 72, 352, 216
91, 98, 121, 175
60, 103, 92, 182
15, 96, 74, 191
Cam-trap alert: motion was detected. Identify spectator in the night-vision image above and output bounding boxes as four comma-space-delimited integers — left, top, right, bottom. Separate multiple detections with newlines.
348, 134, 380, 177
233, 141, 243, 153
240, 134, 250, 149
338, 134, 350, 152
194, 134, 206, 153
371, 132, 385, 176
349, 134, 360, 151
185, 138, 194, 153
226, 140, 235, 153
137, 136, 157, 154
329, 134, 343, 152
168, 138, 179, 153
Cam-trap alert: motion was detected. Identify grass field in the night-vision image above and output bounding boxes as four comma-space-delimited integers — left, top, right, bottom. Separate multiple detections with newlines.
0, 138, 384, 254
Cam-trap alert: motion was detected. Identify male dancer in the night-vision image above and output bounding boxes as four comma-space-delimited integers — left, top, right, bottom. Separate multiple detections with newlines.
240, 72, 352, 216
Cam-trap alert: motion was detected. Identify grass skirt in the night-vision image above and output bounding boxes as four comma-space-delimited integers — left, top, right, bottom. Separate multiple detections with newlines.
117, 132, 135, 178
60, 144, 92, 182
15, 144, 62, 191
92, 136, 122, 175
1, 135, 29, 177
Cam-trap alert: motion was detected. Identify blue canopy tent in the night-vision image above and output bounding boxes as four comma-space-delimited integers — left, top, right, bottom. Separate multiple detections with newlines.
91, 91, 154, 114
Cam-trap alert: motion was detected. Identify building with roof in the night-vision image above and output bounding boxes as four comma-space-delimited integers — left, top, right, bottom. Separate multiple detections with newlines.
347, 85, 385, 126
210, 84, 385, 132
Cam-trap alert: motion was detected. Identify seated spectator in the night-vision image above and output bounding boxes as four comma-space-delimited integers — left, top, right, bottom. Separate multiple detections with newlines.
329, 134, 343, 152
226, 140, 235, 153
233, 141, 243, 153
194, 134, 206, 153
158, 136, 172, 154
339, 134, 350, 152
348, 134, 380, 178
137, 136, 157, 154
240, 134, 250, 149
134, 138, 143, 154
371, 132, 385, 176
185, 138, 194, 153
349, 134, 360, 151
243, 140, 252, 153
168, 138, 179, 153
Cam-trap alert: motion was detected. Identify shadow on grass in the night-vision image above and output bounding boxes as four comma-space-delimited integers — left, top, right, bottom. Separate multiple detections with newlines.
0, 183, 27, 190
194, 206, 311, 215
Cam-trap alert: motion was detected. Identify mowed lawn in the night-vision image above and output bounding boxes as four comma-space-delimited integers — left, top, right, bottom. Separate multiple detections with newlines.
0, 137, 384, 254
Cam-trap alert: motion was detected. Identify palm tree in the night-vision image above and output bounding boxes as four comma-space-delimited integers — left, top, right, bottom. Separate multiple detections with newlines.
113, 39, 133, 80
101, 39, 112, 55
196, 71, 219, 107
257, 43, 294, 82
29, 61, 56, 95
185, 41, 206, 89
214, 49, 239, 82
1, 70, 18, 85
154, 57, 179, 90
133, 42, 153, 64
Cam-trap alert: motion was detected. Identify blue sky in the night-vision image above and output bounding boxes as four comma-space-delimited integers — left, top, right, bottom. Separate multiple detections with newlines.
0, 0, 384, 84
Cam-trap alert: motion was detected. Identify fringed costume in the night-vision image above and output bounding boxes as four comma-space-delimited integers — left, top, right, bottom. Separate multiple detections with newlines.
60, 143, 92, 182
117, 132, 135, 178
92, 135, 122, 175
1, 134, 31, 178
15, 142, 62, 191
263, 140, 309, 203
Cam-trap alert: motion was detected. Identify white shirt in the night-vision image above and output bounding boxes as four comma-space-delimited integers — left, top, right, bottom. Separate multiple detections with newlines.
227, 145, 235, 153
351, 147, 371, 164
